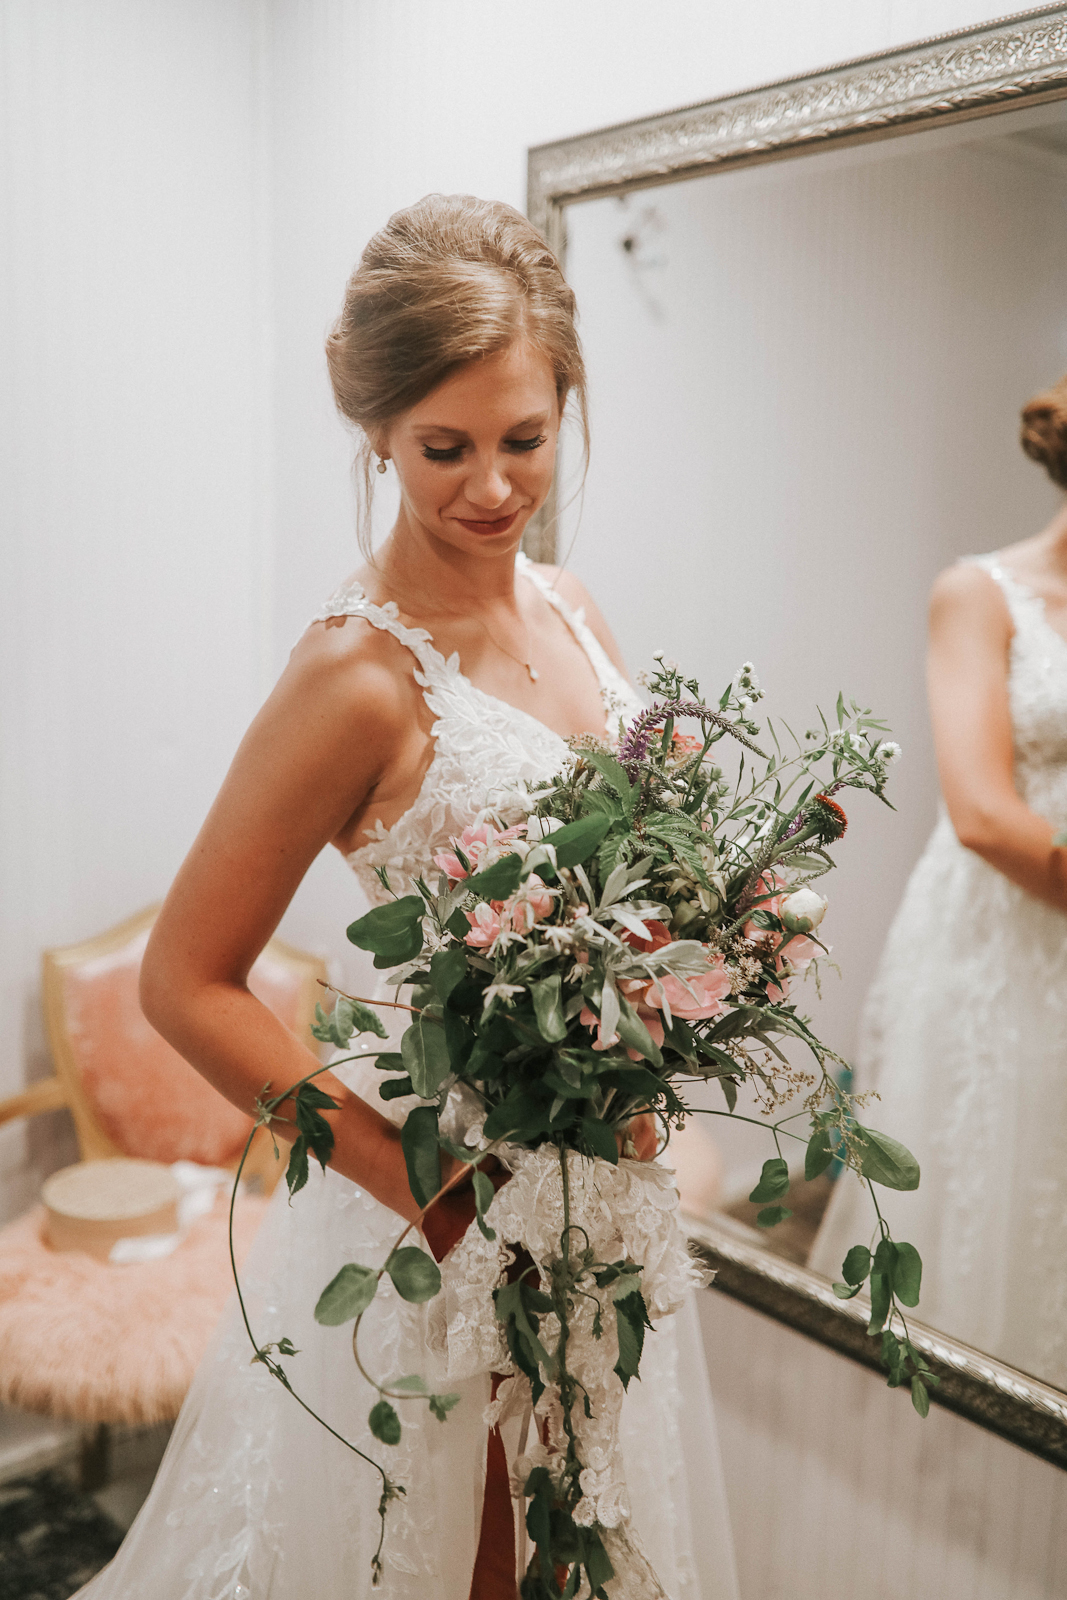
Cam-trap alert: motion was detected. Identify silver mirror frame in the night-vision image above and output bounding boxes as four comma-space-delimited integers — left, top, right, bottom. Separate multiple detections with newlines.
526, 5, 1067, 1464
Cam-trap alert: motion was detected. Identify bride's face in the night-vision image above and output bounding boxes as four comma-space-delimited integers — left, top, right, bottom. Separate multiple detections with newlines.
384, 339, 560, 556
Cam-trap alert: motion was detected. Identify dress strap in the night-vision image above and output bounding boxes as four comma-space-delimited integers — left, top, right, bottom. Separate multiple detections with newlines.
516, 552, 632, 720
963, 553, 1046, 636
307, 578, 457, 687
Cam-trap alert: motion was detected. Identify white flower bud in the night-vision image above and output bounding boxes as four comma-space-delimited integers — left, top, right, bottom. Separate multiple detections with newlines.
525, 814, 564, 840
780, 887, 828, 934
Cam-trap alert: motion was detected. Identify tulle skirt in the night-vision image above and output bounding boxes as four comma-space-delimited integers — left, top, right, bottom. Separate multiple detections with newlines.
810, 812, 1067, 1386
76, 1066, 739, 1598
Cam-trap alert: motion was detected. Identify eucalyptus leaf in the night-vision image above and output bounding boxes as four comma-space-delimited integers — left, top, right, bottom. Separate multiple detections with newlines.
400, 1011, 451, 1099
430, 947, 468, 1006
911, 1375, 930, 1418
314, 1262, 379, 1326
581, 1115, 619, 1165
891, 1241, 923, 1307
804, 1127, 834, 1181
346, 895, 425, 969
429, 1392, 461, 1422
368, 1399, 401, 1446
841, 1244, 871, 1286
531, 974, 568, 1044
748, 1156, 790, 1204
386, 1245, 442, 1305
855, 1126, 920, 1191
379, 1074, 415, 1102
400, 1105, 441, 1209
390, 1373, 429, 1392
472, 1167, 497, 1241
867, 1270, 891, 1335
756, 1204, 792, 1228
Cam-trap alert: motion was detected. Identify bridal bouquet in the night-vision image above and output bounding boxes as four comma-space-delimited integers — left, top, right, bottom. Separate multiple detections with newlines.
232, 656, 931, 1595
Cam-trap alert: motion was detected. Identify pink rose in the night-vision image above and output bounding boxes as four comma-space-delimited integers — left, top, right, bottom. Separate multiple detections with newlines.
648, 956, 732, 1021
505, 873, 554, 934
464, 902, 504, 951
433, 821, 523, 883
622, 920, 674, 955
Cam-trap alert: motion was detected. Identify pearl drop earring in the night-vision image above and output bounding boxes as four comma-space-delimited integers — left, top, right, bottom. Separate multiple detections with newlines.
376, 457, 388, 475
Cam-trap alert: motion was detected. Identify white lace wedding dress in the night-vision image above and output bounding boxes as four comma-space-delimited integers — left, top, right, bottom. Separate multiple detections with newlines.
78, 555, 740, 1599
811, 554, 1067, 1387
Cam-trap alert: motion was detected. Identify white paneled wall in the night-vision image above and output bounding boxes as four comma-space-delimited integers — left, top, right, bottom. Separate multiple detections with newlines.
701, 1291, 1067, 1598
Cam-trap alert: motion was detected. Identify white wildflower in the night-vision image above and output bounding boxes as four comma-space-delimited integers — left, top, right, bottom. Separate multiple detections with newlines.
876, 740, 902, 766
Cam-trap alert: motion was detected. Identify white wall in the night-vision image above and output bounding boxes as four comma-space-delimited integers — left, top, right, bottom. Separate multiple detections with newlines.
0, 0, 272, 1217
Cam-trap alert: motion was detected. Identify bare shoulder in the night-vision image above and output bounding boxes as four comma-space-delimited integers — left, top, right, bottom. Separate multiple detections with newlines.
275, 610, 424, 738
928, 561, 1012, 647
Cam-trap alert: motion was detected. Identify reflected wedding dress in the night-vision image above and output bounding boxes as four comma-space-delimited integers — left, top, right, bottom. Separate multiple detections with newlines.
79, 555, 739, 1600
812, 554, 1067, 1386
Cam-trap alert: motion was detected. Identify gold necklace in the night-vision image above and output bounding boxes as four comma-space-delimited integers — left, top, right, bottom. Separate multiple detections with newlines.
474, 616, 540, 682
376, 577, 540, 682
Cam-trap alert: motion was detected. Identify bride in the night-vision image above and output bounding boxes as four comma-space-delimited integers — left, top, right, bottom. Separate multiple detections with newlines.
811, 373, 1067, 1387
77, 195, 739, 1599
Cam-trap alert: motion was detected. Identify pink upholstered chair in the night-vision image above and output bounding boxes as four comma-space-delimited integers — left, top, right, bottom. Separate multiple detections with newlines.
0, 905, 326, 1431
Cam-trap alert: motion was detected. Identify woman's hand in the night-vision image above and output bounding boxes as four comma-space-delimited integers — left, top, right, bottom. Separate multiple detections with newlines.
619, 1112, 659, 1162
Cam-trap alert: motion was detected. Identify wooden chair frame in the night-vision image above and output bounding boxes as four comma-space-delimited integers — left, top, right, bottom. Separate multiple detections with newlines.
1, 905, 329, 1190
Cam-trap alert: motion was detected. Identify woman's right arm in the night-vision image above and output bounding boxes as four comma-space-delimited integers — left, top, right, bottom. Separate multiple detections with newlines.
140, 620, 437, 1225
927, 563, 1067, 910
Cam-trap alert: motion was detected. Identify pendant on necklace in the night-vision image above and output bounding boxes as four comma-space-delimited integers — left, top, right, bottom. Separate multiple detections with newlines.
527, 664, 539, 683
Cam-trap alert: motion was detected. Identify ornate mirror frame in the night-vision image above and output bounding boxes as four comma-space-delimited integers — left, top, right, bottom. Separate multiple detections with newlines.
526, 5, 1067, 1467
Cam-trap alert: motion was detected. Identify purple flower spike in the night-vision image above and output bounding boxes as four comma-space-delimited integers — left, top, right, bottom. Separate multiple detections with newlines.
617, 700, 762, 777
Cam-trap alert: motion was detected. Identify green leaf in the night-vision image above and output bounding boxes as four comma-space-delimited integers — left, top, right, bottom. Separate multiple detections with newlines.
550, 811, 613, 869
430, 947, 468, 1006
584, 1529, 615, 1593
867, 1270, 891, 1335
379, 1074, 415, 1101
483, 1089, 554, 1142
613, 1285, 652, 1390
855, 1126, 920, 1191
804, 1127, 834, 1181
472, 1167, 497, 1241
386, 1245, 442, 1304
493, 1280, 552, 1404
531, 974, 568, 1043
400, 1105, 441, 1209
390, 1373, 429, 1392
368, 1399, 401, 1445
581, 1115, 619, 1165
892, 1241, 923, 1307
466, 853, 523, 899
749, 1157, 790, 1204
347, 895, 425, 969
842, 1245, 871, 1286
911, 1375, 930, 1418
833, 1281, 863, 1299
400, 1011, 452, 1099
719, 1075, 738, 1113
582, 749, 637, 811
756, 1205, 792, 1228
285, 1137, 310, 1196
429, 1391, 461, 1422
314, 1262, 378, 1326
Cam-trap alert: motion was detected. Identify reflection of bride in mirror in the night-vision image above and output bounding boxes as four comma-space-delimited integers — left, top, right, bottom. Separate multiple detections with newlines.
811, 376, 1067, 1385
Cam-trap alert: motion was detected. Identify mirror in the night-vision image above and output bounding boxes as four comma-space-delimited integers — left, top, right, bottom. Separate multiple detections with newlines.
529, 6, 1067, 1460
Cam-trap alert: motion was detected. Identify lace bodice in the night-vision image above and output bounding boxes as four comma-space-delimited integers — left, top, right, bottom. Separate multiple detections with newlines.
972, 554, 1067, 822
307, 553, 644, 901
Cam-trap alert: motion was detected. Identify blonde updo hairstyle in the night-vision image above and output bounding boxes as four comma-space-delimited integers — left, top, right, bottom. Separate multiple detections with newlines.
1020, 373, 1067, 491
326, 194, 589, 555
